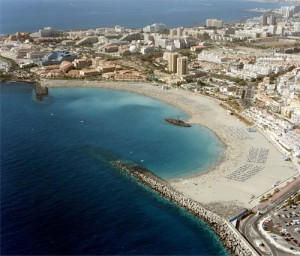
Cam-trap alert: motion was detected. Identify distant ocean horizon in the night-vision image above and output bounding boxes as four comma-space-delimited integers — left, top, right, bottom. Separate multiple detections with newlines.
1, 0, 289, 34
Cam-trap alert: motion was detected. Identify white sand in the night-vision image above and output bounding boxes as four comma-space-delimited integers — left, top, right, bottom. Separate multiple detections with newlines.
41, 79, 299, 217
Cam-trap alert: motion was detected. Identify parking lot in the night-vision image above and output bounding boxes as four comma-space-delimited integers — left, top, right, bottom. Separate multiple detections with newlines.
261, 195, 300, 252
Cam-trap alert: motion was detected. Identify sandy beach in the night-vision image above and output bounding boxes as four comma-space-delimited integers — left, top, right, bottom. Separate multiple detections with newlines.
40, 79, 299, 218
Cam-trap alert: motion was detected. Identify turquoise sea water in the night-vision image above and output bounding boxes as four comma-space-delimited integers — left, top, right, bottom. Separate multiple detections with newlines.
0, 0, 288, 34
1, 82, 227, 255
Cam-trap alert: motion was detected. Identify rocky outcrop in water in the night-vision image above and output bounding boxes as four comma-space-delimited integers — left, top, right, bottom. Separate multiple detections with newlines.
165, 118, 191, 127
112, 161, 256, 256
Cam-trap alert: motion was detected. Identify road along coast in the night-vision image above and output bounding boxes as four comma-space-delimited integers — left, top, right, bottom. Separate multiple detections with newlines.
40, 79, 298, 218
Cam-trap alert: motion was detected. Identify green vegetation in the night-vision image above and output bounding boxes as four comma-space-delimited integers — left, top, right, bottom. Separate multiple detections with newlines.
198, 32, 210, 41
268, 65, 296, 82
284, 193, 300, 207
107, 56, 120, 61
287, 65, 295, 72
259, 193, 273, 202
260, 196, 268, 203
273, 188, 280, 194
178, 49, 195, 59
0, 71, 14, 80
197, 80, 213, 87
294, 193, 300, 202
227, 99, 241, 111
210, 73, 247, 86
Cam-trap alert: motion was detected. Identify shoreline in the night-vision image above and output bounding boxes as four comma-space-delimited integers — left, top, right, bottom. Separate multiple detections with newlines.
5, 79, 298, 218
112, 160, 256, 256
40, 79, 229, 178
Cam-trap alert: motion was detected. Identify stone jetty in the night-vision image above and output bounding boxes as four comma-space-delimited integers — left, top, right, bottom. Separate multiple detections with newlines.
35, 83, 48, 100
112, 161, 257, 256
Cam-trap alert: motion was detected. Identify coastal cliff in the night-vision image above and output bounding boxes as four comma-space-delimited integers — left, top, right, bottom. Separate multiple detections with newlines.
112, 161, 256, 256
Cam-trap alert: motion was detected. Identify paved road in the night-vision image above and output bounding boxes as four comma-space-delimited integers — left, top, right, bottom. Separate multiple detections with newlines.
242, 214, 275, 256
241, 178, 300, 256
258, 177, 300, 212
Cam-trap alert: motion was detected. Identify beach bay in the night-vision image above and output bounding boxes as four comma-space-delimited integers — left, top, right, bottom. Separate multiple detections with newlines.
1, 81, 228, 255
41, 80, 298, 218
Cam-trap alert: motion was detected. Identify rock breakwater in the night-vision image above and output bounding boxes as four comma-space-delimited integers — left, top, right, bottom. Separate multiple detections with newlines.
112, 161, 256, 256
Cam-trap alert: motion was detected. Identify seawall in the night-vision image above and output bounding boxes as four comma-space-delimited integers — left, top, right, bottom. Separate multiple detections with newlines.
112, 161, 257, 256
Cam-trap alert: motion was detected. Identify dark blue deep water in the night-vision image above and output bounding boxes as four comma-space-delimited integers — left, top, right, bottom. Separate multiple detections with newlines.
1, 0, 289, 34
1, 82, 227, 255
